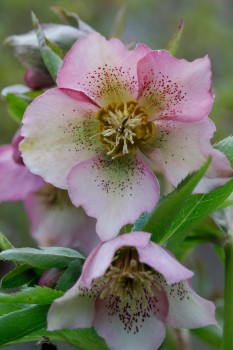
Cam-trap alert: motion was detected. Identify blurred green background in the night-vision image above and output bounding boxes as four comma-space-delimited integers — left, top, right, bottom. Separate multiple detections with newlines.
0, 1, 232, 349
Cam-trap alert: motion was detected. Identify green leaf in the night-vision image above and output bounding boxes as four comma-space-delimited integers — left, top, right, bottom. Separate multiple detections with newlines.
214, 136, 233, 167
3, 93, 29, 123
31, 12, 63, 82
166, 20, 184, 56
1, 264, 38, 288
50, 6, 94, 33
56, 259, 83, 292
141, 158, 210, 242
0, 232, 14, 252
191, 326, 222, 349
58, 329, 108, 350
0, 304, 26, 317
0, 304, 49, 346
0, 246, 84, 269
165, 177, 233, 250
111, 5, 127, 39
0, 286, 63, 304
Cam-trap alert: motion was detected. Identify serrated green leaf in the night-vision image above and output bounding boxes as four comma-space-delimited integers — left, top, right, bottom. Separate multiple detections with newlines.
0, 286, 63, 304
0, 304, 26, 317
1, 264, 38, 289
0, 304, 49, 346
141, 158, 210, 241
0, 246, 84, 269
56, 259, 82, 292
31, 12, 63, 82
58, 328, 108, 350
165, 178, 233, 250
3, 93, 29, 123
111, 5, 127, 39
214, 136, 233, 167
166, 20, 184, 56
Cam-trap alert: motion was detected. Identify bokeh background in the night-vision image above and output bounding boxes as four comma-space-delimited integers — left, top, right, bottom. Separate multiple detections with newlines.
0, 0, 232, 349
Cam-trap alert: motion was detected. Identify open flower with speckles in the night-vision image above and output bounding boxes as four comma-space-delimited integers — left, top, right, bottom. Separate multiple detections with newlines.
20, 32, 232, 240
0, 131, 99, 255
48, 232, 217, 350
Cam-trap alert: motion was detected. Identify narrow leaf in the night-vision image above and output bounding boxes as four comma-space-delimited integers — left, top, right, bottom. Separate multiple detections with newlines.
165, 178, 233, 249
3, 93, 29, 123
31, 12, 63, 81
56, 259, 83, 292
166, 20, 184, 56
1, 264, 38, 289
0, 304, 49, 346
0, 246, 84, 269
0, 232, 14, 252
111, 5, 127, 39
0, 286, 63, 304
141, 158, 210, 241
214, 136, 233, 167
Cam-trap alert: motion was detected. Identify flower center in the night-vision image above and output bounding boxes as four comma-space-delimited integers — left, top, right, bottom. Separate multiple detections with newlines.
95, 101, 155, 158
96, 248, 159, 309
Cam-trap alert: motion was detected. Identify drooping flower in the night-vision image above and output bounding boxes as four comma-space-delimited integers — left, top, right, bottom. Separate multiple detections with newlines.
48, 232, 217, 350
20, 32, 232, 240
0, 131, 99, 255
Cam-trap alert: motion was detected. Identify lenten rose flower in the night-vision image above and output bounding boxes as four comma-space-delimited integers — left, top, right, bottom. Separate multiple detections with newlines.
0, 131, 99, 255
20, 32, 231, 240
48, 232, 217, 350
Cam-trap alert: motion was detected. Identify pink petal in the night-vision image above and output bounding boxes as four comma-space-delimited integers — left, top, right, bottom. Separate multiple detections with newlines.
149, 117, 230, 187
164, 280, 218, 328
137, 50, 213, 121
137, 242, 193, 284
48, 282, 96, 330
24, 190, 100, 255
0, 145, 44, 201
58, 32, 151, 106
68, 154, 159, 241
94, 290, 167, 350
81, 232, 151, 288
20, 88, 101, 189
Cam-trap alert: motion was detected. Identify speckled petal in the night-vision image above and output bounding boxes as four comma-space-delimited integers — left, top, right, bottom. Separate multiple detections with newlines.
58, 32, 151, 106
24, 189, 99, 255
137, 50, 213, 121
68, 155, 159, 241
163, 279, 218, 328
20, 88, 101, 189
149, 117, 232, 187
94, 289, 167, 350
137, 241, 193, 285
0, 145, 44, 201
48, 282, 96, 330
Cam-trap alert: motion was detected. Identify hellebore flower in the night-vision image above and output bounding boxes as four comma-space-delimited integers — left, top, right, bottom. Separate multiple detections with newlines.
0, 131, 99, 255
48, 232, 217, 350
20, 32, 231, 240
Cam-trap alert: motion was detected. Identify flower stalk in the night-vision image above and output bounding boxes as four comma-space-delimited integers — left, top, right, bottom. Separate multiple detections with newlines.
222, 236, 233, 350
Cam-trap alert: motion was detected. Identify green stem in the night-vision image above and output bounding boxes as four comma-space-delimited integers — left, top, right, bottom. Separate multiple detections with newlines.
222, 237, 233, 350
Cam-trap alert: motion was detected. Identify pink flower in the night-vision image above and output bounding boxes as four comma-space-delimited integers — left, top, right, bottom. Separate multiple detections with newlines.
20, 32, 231, 241
48, 232, 217, 350
0, 131, 99, 255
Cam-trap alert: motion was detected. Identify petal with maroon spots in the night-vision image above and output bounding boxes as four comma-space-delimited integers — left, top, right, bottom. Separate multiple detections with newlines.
163, 280, 218, 328
68, 155, 159, 241
20, 88, 101, 189
94, 287, 168, 350
137, 50, 213, 121
137, 241, 193, 285
48, 282, 96, 330
0, 145, 44, 201
58, 32, 151, 106
80, 232, 151, 288
149, 117, 232, 187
